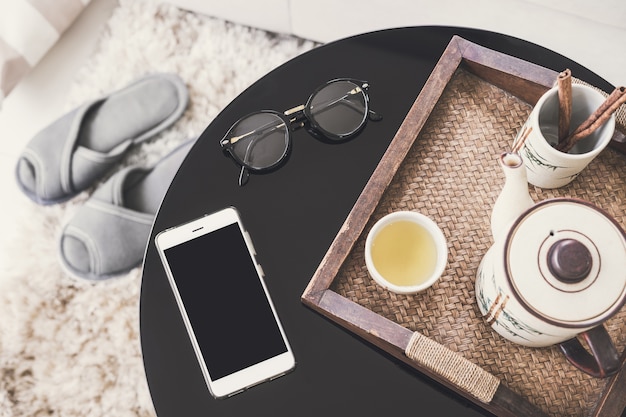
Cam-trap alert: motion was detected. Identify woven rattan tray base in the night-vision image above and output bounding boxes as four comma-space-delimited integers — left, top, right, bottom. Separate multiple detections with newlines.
302, 37, 626, 417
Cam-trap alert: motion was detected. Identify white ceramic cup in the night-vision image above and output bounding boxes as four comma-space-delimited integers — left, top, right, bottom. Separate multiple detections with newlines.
515, 84, 615, 189
364, 211, 448, 294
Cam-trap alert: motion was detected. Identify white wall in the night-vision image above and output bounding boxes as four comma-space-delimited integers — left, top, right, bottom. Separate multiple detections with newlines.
166, 0, 626, 87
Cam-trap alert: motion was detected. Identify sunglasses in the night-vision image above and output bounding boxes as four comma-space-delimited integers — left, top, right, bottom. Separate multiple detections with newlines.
220, 78, 382, 186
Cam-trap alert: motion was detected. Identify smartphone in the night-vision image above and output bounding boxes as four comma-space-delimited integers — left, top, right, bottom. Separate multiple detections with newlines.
155, 207, 295, 398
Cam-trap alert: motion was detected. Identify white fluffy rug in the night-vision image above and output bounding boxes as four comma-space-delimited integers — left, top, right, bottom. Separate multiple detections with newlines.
0, 1, 317, 415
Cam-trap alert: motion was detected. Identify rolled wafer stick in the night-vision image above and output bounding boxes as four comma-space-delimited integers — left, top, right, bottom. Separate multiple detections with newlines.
557, 69, 572, 143
556, 86, 626, 153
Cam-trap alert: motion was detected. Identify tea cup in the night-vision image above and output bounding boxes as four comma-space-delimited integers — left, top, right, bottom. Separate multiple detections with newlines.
364, 211, 447, 294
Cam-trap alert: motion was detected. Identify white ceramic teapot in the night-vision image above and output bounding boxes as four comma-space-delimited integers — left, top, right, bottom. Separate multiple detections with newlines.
475, 152, 626, 378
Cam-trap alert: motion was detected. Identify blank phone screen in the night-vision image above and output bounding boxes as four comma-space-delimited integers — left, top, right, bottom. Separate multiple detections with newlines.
164, 223, 288, 380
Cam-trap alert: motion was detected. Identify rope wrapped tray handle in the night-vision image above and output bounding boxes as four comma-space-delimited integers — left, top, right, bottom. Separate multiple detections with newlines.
405, 331, 500, 404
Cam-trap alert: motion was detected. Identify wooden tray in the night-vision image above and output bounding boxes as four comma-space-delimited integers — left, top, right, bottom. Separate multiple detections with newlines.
301, 36, 626, 417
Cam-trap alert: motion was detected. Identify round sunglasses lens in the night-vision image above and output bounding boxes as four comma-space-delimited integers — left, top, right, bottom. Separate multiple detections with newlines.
308, 80, 367, 139
228, 112, 289, 170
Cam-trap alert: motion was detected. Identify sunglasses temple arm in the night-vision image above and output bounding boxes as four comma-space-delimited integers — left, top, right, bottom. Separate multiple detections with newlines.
285, 86, 365, 119
238, 165, 250, 186
285, 84, 382, 121
307, 96, 383, 122
224, 120, 287, 146
237, 137, 259, 186
368, 108, 383, 121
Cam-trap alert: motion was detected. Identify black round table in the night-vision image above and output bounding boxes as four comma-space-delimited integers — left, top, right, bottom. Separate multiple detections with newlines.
139, 26, 620, 417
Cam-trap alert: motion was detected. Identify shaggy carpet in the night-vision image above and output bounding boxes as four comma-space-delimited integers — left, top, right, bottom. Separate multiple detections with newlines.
0, 1, 317, 415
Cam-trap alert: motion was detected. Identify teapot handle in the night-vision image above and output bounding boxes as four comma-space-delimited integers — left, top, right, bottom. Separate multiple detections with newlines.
559, 325, 621, 378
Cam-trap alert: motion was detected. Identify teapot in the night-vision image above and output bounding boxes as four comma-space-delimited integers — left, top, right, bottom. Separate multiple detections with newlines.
475, 152, 626, 378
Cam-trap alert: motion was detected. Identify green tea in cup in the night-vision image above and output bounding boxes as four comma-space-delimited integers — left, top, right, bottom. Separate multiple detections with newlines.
365, 211, 447, 294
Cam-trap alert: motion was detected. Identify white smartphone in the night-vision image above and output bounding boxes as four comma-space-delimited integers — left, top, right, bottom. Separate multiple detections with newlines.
155, 207, 295, 399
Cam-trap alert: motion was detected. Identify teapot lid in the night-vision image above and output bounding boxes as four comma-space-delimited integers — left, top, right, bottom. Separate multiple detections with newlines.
504, 198, 626, 328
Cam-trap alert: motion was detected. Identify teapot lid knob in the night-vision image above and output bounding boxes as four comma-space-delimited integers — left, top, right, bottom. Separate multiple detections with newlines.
548, 239, 592, 283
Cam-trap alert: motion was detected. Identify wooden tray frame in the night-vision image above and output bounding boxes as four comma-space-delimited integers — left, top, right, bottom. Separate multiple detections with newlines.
301, 36, 626, 417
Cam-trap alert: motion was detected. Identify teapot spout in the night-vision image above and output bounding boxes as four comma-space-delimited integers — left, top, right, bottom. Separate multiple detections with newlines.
490, 152, 534, 242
